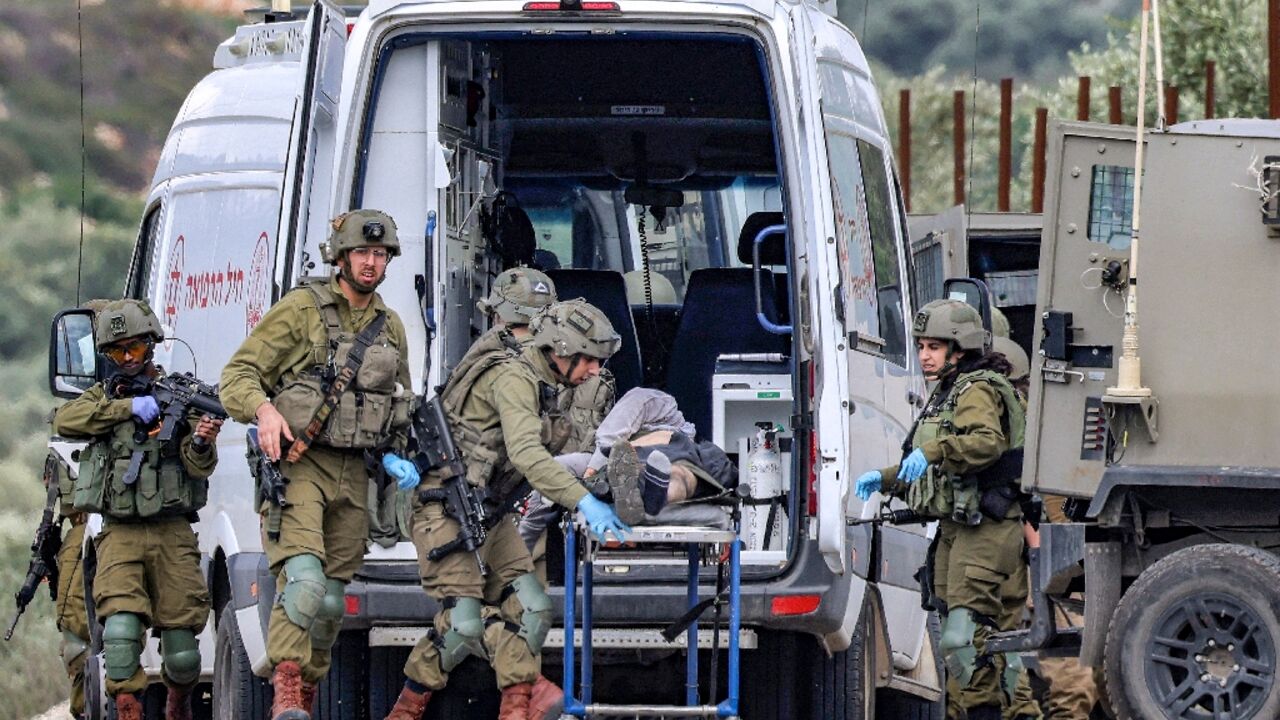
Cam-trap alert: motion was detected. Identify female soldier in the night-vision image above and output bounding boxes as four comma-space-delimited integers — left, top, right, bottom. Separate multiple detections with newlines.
854, 299, 1031, 720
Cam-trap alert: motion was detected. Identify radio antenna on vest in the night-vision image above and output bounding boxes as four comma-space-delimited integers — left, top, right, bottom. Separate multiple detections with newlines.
75, 0, 87, 305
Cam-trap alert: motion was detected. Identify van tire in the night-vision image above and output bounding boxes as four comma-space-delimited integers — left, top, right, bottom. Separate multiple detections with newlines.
876, 611, 945, 719
1103, 544, 1280, 720
741, 630, 808, 718
212, 605, 270, 720
809, 597, 876, 720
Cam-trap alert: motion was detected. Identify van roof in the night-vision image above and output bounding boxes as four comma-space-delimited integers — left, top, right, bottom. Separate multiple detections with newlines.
366, 0, 828, 22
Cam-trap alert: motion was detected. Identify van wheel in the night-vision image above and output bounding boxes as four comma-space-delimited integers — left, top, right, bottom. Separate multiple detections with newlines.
85, 653, 108, 720
1103, 544, 1280, 720
212, 605, 271, 720
741, 630, 808, 718
810, 597, 876, 720
876, 611, 945, 719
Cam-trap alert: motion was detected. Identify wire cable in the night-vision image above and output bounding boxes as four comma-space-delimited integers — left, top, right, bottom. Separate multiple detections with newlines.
76, 0, 87, 304
965, 0, 981, 235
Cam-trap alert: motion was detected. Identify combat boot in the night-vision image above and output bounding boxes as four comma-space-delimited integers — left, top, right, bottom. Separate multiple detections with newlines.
270, 660, 311, 720
498, 682, 532, 720
301, 680, 318, 715
164, 685, 194, 720
114, 693, 144, 720
384, 685, 431, 720
527, 675, 565, 720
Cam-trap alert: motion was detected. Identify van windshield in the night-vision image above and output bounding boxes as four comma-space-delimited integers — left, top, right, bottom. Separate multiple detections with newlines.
510, 177, 781, 305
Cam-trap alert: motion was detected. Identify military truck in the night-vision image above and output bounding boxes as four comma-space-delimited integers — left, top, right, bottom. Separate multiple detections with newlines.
989, 118, 1280, 720
46, 0, 950, 717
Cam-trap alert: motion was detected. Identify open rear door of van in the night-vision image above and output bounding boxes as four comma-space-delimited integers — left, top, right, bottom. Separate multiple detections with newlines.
276, 0, 348, 289
907, 204, 968, 305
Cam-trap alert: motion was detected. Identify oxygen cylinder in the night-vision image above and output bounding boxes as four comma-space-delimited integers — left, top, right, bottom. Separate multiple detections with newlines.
744, 423, 786, 551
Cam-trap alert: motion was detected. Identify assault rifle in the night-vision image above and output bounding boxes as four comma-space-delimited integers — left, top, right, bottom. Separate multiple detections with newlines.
110, 371, 228, 485
846, 505, 928, 527
246, 427, 290, 541
6, 457, 65, 641
411, 395, 492, 575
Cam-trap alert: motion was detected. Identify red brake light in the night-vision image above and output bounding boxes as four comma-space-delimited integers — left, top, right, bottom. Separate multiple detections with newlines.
580, 1, 621, 8
771, 594, 821, 616
523, 0, 620, 10
523, 1, 561, 9
344, 594, 360, 616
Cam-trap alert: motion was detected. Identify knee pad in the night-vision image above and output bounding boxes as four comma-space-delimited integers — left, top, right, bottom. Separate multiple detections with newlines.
279, 554, 327, 631
309, 578, 347, 650
1001, 650, 1025, 704
940, 607, 980, 688
160, 628, 201, 687
438, 597, 486, 672
102, 613, 144, 682
60, 629, 89, 676
508, 573, 553, 654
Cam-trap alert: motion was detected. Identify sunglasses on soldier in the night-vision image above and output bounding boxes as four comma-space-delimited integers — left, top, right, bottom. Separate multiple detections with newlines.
103, 337, 153, 364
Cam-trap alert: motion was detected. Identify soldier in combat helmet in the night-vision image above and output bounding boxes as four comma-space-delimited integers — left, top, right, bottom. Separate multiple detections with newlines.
854, 299, 1030, 720
380, 298, 629, 720
52, 299, 223, 720
220, 209, 413, 720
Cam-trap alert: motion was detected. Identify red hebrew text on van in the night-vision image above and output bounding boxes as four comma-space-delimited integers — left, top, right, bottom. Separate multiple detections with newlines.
832, 178, 875, 305
246, 233, 271, 332
185, 264, 247, 309
164, 236, 186, 334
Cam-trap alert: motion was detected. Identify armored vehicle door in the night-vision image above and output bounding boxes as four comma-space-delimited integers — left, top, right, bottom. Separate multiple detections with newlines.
907, 204, 968, 305
277, 0, 347, 289
1024, 122, 1134, 497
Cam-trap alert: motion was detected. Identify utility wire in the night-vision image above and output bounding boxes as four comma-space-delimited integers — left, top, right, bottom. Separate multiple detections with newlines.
965, 0, 981, 235
76, 0, 87, 305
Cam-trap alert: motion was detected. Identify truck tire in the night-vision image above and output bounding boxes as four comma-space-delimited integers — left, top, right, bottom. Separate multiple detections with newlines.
1103, 544, 1280, 720
875, 611, 946, 719
809, 597, 876, 720
212, 605, 271, 720
314, 630, 366, 720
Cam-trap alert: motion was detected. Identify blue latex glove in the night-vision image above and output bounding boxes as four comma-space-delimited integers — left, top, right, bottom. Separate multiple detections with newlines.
577, 494, 630, 542
382, 453, 421, 491
898, 448, 928, 484
131, 396, 159, 424
855, 470, 883, 501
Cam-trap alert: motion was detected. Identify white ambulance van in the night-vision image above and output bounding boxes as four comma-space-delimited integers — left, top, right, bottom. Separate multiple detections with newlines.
51, 1, 944, 717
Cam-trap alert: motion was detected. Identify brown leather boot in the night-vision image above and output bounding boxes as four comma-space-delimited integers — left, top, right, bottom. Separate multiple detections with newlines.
301, 681, 318, 715
384, 685, 431, 720
271, 660, 311, 720
498, 682, 533, 720
527, 675, 565, 720
114, 693, 144, 720
165, 685, 194, 720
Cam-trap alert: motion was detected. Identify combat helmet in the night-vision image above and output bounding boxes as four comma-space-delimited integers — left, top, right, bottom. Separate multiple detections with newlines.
94, 299, 164, 350
993, 336, 1030, 381
320, 209, 401, 264
990, 306, 1011, 339
911, 299, 989, 351
530, 299, 621, 360
478, 267, 557, 325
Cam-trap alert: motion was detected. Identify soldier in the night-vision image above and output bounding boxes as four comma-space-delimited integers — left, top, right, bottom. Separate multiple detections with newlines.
220, 209, 413, 720
854, 299, 1030, 720
52, 299, 222, 720
381, 299, 628, 720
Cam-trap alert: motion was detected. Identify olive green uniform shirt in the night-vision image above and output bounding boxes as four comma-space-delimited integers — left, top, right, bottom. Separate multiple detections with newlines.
881, 380, 1008, 492
460, 346, 588, 509
52, 382, 217, 479
219, 275, 411, 444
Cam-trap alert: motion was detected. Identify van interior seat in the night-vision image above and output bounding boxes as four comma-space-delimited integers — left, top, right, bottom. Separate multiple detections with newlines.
737, 211, 791, 323
545, 269, 644, 397
664, 268, 789, 442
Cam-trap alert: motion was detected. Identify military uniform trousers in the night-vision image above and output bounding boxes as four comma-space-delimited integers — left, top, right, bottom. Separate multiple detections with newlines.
996, 557, 1041, 720
404, 495, 541, 690
93, 517, 210, 695
264, 444, 371, 683
57, 520, 92, 716
934, 514, 1026, 715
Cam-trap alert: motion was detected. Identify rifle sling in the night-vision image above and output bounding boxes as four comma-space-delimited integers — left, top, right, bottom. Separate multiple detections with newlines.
287, 311, 388, 463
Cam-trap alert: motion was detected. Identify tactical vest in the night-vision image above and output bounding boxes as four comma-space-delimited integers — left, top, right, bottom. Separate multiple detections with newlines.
561, 369, 616, 454
273, 279, 409, 449
905, 369, 1026, 523
73, 420, 207, 519
46, 451, 77, 520
438, 330, 571, 499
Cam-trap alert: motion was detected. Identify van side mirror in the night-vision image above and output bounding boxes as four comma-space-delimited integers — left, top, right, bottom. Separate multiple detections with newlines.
943, 276, 995, 334
49, 308, 98, 398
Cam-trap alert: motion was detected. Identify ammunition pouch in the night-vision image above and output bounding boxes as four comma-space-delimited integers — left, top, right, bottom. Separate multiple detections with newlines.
74, 424, 207, 519
274, 374, 402, 450
978, 485, 1021, 522
905, 468, 953, 520
914, 533, 941, 612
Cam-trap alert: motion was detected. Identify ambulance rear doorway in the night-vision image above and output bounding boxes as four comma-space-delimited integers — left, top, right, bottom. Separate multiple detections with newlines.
355, 29, 801, 577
